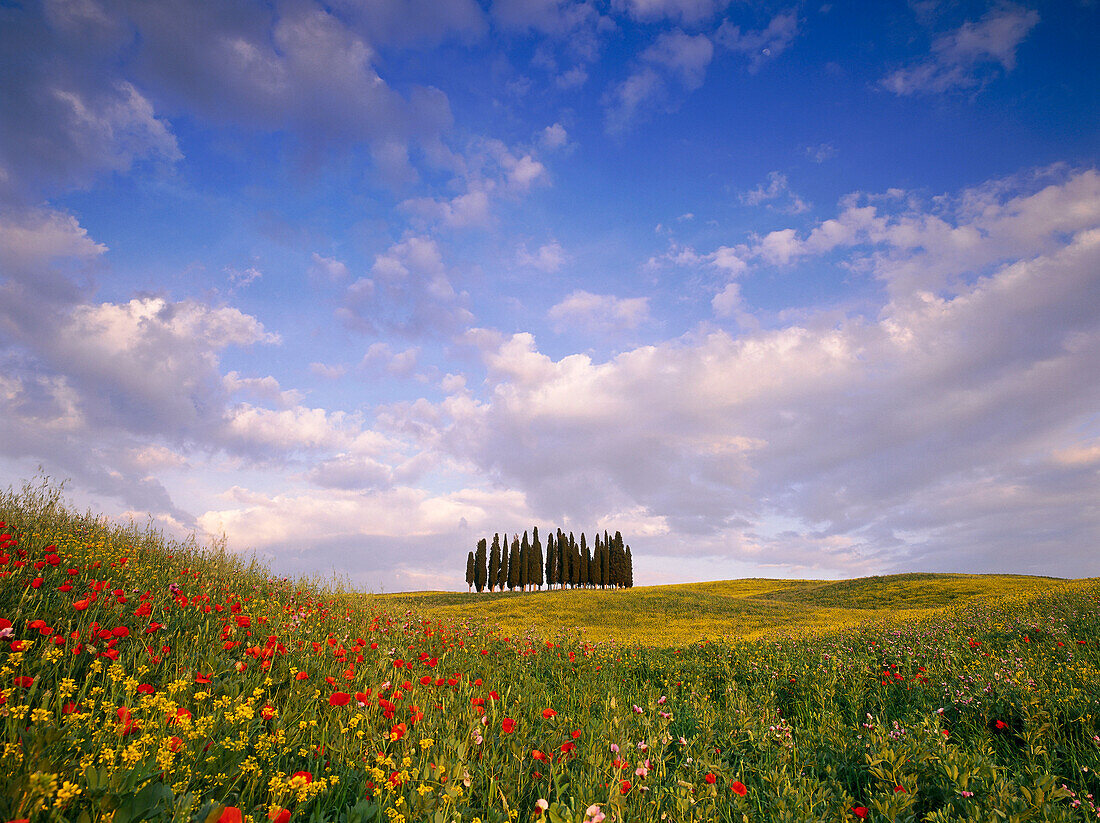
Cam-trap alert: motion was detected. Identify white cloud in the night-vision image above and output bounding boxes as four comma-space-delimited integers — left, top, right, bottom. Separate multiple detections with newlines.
309, 253, 350, 282
881, 4, 1040, 95
540, 123, 569, 150
613, 0, 729, 25
337, 236, 474, 336
641, 30, 714, 90
603, 30, 713, 132
740, 171, 811, 214
517, 240, 569, 272
716, 10, 799, 73
420, 168, 1100, 576
548, 290, 651, 332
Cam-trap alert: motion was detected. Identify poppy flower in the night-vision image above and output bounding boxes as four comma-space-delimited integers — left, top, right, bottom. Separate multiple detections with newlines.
295, 671, 309, 680
542, 708, 557, 719
995, 720, 1008, 730
329, 691, 351, 707
137, 684, 155, 695
731, 781, 747, 797
619, 780, 631, 794
290, 771, 313, 784
389, 722, 407, 742
852, 807, 868, 819
194, 673, 212, 684
218, 807, 242, 823
704, 773, 716, 784
268, 808, 290, 823
14, 676, 34, 688
501, 718, 516, 734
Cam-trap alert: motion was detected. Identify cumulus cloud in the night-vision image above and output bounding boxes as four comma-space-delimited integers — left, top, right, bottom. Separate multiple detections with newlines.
418, 168, 1100, 576
740, 171, 811, 214
613, 0, 729, 25
604, 30, 713, 132
548, 290, 650, 332
715, 10, 799, 73
881, 4, 1040, 95
517, 240, 569, 272
337, 236, 474, 336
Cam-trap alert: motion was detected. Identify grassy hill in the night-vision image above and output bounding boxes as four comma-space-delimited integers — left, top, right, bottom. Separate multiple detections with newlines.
362, 572, 1062, 645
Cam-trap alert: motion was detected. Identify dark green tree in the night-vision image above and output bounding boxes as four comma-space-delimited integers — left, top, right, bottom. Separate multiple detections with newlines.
474, 538, 487, 593
600, 536, 610, 588
520, 531, 530, 591
557, 530, 568, 588
545, 532, 557, 587
488, 534, 500, 593
465, 551, 474, 592
569, 533, 580, 587
532, 526, 544, 589
625, 545, 634, 588
497, 539, 509, 590
579, 532, 589, 588
508, 535, 520, 590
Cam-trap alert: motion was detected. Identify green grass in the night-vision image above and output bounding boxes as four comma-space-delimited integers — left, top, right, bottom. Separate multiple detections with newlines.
362, 573, 1060, 645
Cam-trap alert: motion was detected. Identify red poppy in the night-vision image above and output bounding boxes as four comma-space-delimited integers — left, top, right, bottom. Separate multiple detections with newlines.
995, 720, 1008, 730
731, 781, 747, 797
137, 684, 155, 695
619, 780, 631, 794
218, 807, 242, 823
295, 671, 309, 680
329, 692, 351, 707
389, 722, 407, 741
268, 808, 290, 823
704, 773, 716, 784
852, 807, 868, 819
501, 717, 516, 734
194, 673, 212, 684
14, 676, 34, 688
542, 708, 557, 719
532, 749, 548, 761
73, 599, 90, 611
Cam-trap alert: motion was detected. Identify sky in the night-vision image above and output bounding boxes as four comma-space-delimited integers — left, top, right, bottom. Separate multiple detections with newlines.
1, 0, 1098, 591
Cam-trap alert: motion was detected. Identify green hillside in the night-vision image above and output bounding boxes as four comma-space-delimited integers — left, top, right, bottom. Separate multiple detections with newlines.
362, 572, 1062, 645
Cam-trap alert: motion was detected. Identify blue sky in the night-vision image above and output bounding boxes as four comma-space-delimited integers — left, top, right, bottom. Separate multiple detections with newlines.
1, 0, 1098, 590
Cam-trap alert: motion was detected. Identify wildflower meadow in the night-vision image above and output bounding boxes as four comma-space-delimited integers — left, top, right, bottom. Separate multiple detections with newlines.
1, 479, 1098, 823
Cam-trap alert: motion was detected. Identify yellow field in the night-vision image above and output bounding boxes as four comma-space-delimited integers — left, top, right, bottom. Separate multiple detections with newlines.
358, 572, 1068, 645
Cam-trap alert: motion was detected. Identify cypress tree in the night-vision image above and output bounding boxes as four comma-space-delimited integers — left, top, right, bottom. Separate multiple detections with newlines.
557, 530, 568, 589
579, 533, 589, 588
474, 538, 487, 593
569, 533, 580, 587
465, 551, 474, 592
532, 527, 544, 589
532, 528, 541, 589
488, 534, 500, 593
498, 541, 509, 590
508, 535, 520, 590
600, 537, 610, 588
625, 545, 634, 588
545, 532, 556, 587
520, 531, 530, 591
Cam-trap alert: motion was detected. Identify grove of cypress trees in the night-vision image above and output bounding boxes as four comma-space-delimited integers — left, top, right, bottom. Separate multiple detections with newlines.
474, 538, 487, 593
465, 551, 474, 592
488, 534, 500, 593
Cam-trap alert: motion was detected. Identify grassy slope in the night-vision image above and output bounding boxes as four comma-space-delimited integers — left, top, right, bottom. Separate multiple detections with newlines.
361, 572, 1062, 646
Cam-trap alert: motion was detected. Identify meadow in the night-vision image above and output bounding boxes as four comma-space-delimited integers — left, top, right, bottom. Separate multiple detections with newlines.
1, 480, 1098, 823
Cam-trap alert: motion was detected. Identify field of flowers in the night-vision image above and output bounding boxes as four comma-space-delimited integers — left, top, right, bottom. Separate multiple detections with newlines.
1, 481, 1099, 823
